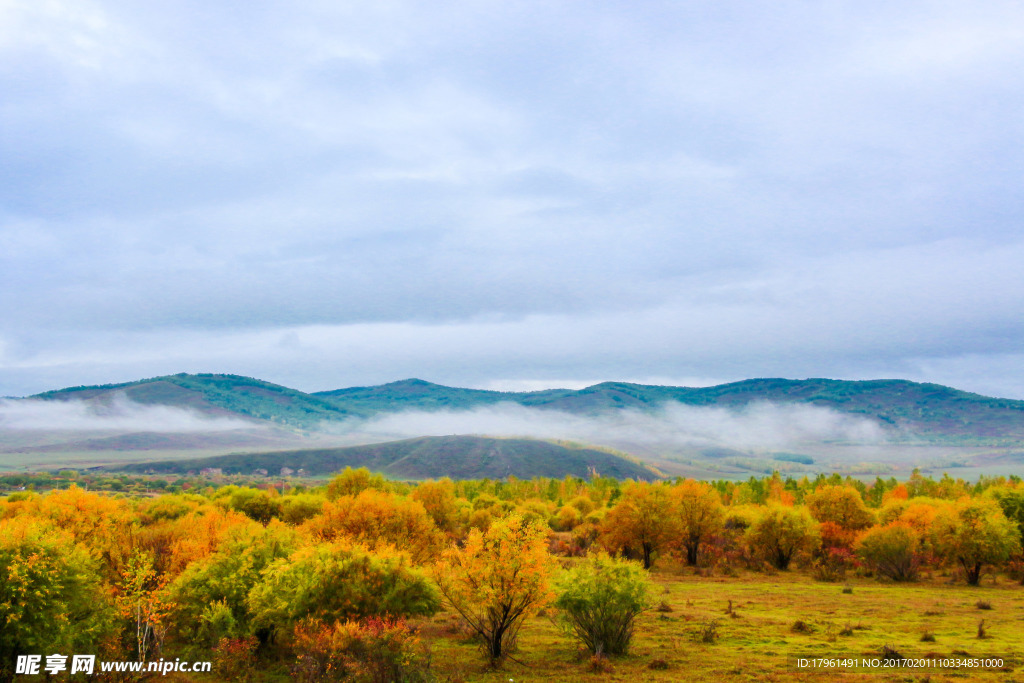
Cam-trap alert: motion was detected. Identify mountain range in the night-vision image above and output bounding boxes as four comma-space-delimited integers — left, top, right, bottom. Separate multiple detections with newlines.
26, 373, 1024, 441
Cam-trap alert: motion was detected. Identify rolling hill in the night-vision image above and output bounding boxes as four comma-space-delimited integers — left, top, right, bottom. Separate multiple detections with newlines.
30, 373, 355, 428
111, 435, 663, 481
21, 373, 1024, 442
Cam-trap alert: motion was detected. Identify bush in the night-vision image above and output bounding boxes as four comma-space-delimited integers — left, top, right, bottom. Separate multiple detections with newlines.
213, 636, 258, 683
292, 617, 432, 683
0, 520, 116, 679
250, 541, 440, 637
306, 490, 443, 564
930, 498, 1022, 586
554, 555, 652, 656
167, 523, 296, 648
856, 522, 923, 582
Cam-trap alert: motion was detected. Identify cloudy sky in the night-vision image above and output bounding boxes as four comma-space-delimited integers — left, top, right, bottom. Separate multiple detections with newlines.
2, 1, 1023, 399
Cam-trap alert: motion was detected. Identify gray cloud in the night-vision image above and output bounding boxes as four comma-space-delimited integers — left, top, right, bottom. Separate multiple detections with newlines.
2, 1, 1023, 399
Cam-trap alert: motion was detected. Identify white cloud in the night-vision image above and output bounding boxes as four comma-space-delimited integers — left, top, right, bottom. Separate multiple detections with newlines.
0, 394, 255, 432
326, 401, 887, 451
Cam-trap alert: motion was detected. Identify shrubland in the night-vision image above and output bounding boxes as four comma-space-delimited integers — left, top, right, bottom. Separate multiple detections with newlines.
1, 467, 1023, 681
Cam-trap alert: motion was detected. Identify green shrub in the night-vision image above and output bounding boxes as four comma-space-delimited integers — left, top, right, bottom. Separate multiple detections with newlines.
0, 521, 116, 679
168, 523, 297, 648
250, 542, 440, 637
554, 554, 652, 656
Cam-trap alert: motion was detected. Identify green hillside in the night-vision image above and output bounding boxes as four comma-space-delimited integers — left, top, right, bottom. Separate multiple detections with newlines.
315, 377, 1024, 441
26, 373, 1024, 442
111, 435, 662, 481
32, 373, 355, 428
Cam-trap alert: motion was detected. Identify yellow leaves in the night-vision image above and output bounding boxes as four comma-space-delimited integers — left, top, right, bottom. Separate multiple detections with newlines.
805, 485, 875, 531
302, 489, 442, 564
164, 505, 259, 576
432, 514, 555, 661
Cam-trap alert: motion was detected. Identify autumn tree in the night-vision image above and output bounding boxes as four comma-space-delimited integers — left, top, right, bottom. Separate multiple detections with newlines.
29, 485, 137, 583
278, 493, 325, 525
930, 498, 1021, 586
745, 505, 820, 570
432, 515, 555, 664
599, 482, 673, 569
168, 522, 297, 649
325, 467, 390, 500
303, 489, 442, 563
220, 487, 282, 526
856, 522, 924, 581
668, 480, 724, 566
988, 486, 1024, 583
804, 485, 875, 531
988, 486, 1024, 539
410, 478, 460, 533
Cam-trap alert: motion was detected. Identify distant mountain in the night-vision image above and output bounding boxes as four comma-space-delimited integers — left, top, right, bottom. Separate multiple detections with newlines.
31, 373, 354, 428
25, 373, 1024, 442
316, 377, 1024, 441
111, 435, 662, 481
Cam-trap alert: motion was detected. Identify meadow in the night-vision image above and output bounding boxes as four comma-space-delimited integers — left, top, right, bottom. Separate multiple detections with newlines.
425, 566, 1023, 682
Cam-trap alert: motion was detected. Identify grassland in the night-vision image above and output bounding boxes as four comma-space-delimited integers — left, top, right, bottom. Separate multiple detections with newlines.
151, 563, 1024, 682
420, 565, 1023, 682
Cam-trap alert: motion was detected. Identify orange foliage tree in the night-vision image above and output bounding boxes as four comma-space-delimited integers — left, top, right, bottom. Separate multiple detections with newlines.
410, 478, 460, 534
599, 482, 673, 569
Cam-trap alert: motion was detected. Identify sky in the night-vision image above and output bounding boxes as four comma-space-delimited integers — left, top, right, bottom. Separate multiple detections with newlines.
2, 1, 1023, 399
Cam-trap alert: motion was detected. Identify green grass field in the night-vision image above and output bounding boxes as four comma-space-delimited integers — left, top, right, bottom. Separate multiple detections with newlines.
419, 565, 1023, 682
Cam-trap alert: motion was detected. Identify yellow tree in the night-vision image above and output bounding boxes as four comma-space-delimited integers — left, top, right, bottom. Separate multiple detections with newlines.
325, 467, 390, 499
745, 504, 820, 570
599, 482, 673, 569
804, 485, 875, 531
410, 478, 460, 534
431, 515, 555, 664
668, 480, 724, 566
930, 498, 1021, 585
303, 489, 442, 564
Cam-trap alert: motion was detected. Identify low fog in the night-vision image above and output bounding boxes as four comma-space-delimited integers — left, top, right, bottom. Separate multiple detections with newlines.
326, 401, 888, 451
0, 394, 256, 433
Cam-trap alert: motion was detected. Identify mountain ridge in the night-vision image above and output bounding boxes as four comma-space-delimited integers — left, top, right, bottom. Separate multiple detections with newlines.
22, 373, 1024, 442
